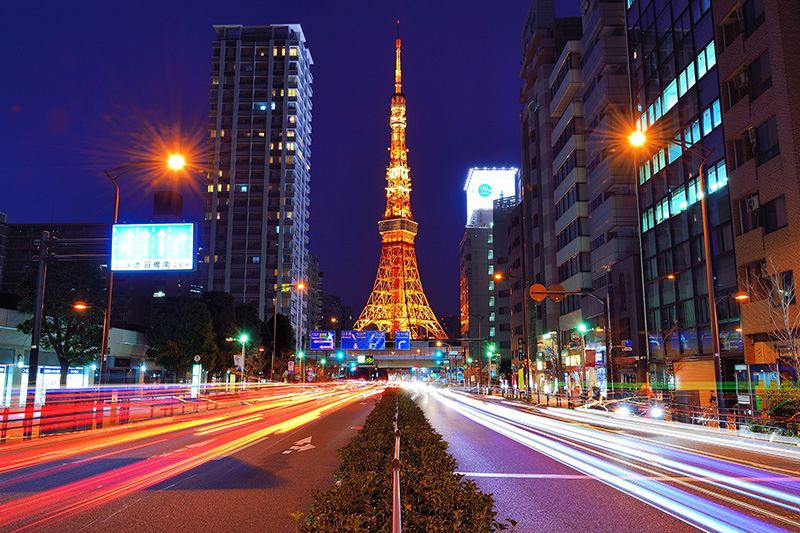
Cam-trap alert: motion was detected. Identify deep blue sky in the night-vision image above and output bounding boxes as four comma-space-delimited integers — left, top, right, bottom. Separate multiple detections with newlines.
1, 0, 577, 316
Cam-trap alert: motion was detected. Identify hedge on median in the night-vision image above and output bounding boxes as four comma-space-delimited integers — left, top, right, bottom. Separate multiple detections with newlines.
303, 387, 513, 532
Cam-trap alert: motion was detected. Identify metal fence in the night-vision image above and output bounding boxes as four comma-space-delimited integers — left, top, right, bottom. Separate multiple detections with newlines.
0, 382, 320, 443
392, 399, 402, 533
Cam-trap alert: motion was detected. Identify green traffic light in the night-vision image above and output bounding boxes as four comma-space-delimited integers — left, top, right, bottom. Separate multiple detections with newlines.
297, 351, 305, 359
578, 323, 588, 333
239, 333, 249, 344
320, 358, 327, 366
336, 351, 345, 360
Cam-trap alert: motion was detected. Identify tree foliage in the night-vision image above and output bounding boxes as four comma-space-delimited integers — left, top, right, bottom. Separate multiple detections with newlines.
146, 296, 218, 375
202, 291, 238, 372
262, 313, 297, 376
17, 262, 104, 385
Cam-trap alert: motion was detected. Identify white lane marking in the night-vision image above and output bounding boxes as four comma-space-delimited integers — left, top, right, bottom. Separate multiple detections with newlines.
458, 472, 590, 479
282, 436, 315, 454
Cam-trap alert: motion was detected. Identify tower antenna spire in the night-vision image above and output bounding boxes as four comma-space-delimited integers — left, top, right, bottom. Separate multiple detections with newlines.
394, 20, 402, 93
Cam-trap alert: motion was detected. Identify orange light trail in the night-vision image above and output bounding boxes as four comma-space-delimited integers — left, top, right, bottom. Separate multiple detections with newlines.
0, 382, 383, 531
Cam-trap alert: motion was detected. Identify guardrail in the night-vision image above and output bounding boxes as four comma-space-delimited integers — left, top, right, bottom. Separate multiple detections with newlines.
0, 382, 327, 443
391, 399, 402, 533
453, 384, 798, 438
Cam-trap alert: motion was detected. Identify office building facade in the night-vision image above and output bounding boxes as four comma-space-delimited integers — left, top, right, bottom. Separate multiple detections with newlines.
204, 24, 313, 348
627, 0, 742, 405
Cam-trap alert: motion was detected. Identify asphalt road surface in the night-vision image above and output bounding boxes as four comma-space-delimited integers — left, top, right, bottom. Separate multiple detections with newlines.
418, 387, 800, 533
0, 384, 379, 532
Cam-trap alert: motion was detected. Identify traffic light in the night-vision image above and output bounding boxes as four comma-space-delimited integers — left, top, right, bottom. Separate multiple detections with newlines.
336, 351, 345, 360
577, 323, 588, 333
320, 358, 327, 366
435, 350, 443, 357
296, 351, 305, 359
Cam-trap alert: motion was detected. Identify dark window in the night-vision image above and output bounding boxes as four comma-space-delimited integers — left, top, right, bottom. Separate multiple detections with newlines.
761, 195, 787, 234
743, 0, 765, 36
749, 51, 772, 100
755, 116, 780, 164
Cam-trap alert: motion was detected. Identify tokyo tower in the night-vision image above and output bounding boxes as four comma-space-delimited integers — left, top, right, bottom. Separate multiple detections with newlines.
353, 25, 447, 340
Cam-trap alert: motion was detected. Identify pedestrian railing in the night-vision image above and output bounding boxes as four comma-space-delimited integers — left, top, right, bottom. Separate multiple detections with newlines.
392, 400, 402, 533
0, 381, 332, 443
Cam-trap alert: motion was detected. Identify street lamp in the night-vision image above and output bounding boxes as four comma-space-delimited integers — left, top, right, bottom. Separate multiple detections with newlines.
629, 129, 727, 407
100, 153, 188, 384
271, 281, 305, 381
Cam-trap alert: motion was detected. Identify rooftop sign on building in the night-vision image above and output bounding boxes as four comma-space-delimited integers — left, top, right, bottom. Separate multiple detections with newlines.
464, 167, 518, 226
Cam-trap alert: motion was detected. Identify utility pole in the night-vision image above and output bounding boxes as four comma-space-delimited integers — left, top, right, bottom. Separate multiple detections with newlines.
23, 231, 49, 439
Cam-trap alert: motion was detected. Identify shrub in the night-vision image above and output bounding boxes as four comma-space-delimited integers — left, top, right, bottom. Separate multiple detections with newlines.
304, 388, 511, 532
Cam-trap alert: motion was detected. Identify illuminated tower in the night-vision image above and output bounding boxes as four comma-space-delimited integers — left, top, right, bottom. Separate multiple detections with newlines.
353, 26, 446, 339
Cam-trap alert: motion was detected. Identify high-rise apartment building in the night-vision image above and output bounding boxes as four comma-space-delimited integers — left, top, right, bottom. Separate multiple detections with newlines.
515, 2, 582, 391
580, 0, 646, 386
627, 0, 742, 406
549, 36, 594, 391
204, 24, 313, 347
714, 0, 800, 391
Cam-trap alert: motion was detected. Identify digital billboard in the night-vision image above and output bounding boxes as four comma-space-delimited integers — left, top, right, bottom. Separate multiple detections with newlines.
309, 330, 336, 350
395, 331, 411, 350
341, 330, 386, 350
464, 167, 518, 225
111, 223, 195, 272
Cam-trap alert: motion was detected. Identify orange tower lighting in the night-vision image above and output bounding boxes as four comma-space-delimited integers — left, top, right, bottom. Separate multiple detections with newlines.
353, 23, 447, 340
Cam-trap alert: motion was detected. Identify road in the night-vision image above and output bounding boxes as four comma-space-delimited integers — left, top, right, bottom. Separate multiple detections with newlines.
0, 383, 380, 532
418, 387, 800, 532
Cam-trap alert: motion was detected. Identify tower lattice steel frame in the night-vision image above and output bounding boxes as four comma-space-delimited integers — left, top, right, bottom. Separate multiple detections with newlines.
353, 26, 446, 340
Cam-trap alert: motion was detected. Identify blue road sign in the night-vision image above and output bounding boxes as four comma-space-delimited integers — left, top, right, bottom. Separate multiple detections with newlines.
309, 330, 336, 350
341, 330, 386, 350
395, 331, 411, 350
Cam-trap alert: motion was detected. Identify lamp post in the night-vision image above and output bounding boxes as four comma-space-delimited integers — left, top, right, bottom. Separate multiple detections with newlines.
629, 130, 728, 408
271, 281, 305, 381
100, 153, 187, 384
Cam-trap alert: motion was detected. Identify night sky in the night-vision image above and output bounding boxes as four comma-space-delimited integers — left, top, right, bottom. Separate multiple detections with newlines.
2, 0, 578, 316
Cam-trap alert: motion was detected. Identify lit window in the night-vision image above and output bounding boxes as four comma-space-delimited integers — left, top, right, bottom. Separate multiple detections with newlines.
240, 185, 248, 192
251, 256, 261, 264
288, 88, 297, 97
289, 47, 298, 57
488, 249, 494, 260
488, 265, 494, 275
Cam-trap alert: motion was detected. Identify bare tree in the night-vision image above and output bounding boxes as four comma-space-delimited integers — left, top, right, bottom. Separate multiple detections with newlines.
745, 260, 800, 383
